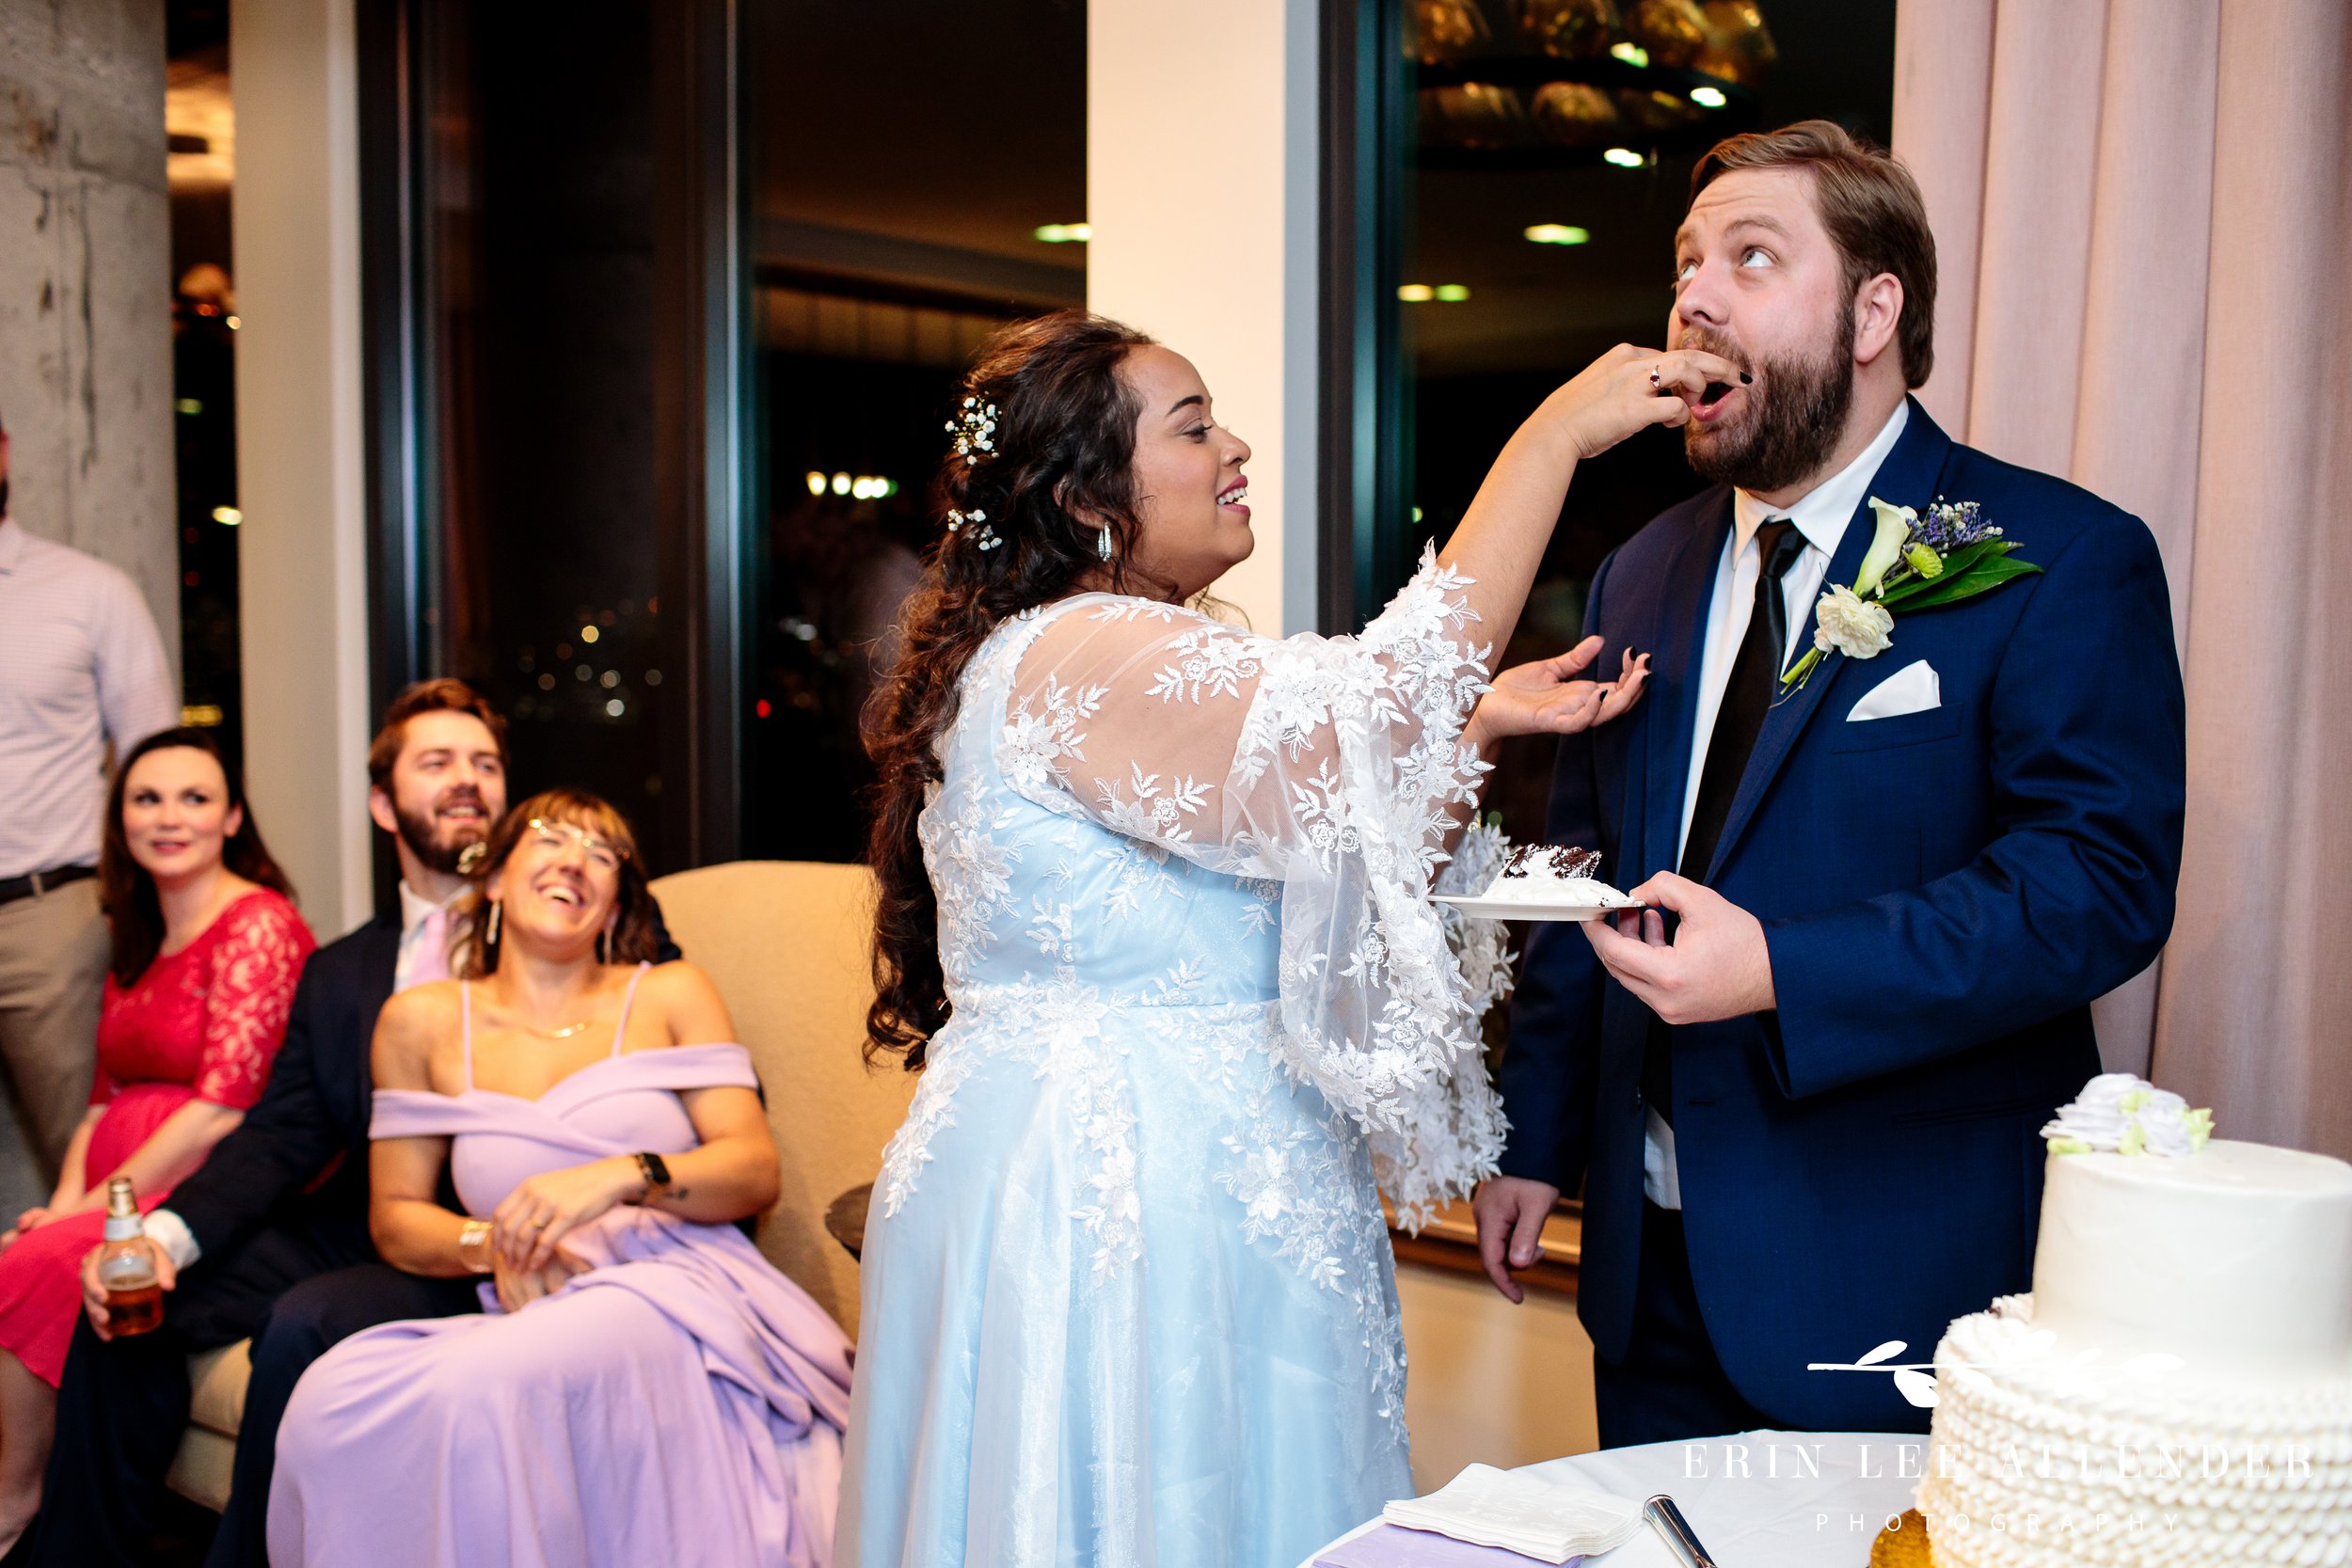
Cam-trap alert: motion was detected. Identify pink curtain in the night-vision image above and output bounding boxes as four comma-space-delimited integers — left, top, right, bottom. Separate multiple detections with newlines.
1894, 0, 2352, 1158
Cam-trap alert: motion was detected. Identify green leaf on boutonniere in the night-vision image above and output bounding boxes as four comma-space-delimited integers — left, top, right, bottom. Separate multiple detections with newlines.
1876, 539, 2016, 607
1889, 554, 2043, 610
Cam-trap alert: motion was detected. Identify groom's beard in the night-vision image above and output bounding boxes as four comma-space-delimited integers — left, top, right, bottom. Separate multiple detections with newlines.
1680, 301, 1857, 495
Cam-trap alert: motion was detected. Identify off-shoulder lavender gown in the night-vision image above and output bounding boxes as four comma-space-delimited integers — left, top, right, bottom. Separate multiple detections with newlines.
268, 967, 853, 1568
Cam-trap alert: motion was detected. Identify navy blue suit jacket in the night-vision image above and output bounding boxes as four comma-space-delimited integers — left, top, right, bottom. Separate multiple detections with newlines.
1499, 400, 2185, 1431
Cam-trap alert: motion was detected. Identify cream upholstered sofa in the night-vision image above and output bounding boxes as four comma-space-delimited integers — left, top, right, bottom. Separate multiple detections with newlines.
166, 860, 913, 1509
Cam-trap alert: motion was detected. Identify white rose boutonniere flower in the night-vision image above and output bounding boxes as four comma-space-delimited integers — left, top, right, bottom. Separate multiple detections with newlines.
1813, 585, 1894, 659
1777, 495, 2043, 696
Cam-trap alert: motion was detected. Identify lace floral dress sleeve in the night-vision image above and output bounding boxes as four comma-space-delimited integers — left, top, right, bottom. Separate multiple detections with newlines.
1005, 546, 1510, 1221
194, 893, 319, 1108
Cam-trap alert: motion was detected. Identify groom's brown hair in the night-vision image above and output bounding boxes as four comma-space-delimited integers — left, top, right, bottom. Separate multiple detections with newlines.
1692, 120, 1938, 388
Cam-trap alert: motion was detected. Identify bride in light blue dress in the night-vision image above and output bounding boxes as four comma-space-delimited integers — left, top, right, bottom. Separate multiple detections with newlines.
842, 313, 1732, 1566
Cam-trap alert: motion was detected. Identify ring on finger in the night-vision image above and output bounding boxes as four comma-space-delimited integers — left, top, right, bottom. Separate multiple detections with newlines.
1647, 363, 1663, 388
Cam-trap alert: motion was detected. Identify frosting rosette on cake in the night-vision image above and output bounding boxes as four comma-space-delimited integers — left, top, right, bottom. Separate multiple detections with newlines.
2041, 1072, 2212, 1158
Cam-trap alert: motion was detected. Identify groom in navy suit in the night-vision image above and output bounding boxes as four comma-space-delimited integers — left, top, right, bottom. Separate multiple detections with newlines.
1472, 121, 2185, 1441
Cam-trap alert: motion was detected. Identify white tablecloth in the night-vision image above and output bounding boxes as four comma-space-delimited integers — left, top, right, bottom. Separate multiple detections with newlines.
1307, 1431, 1927, 1568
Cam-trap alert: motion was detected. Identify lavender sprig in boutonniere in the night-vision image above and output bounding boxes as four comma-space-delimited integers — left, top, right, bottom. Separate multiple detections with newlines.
1777, 497, 2043, 696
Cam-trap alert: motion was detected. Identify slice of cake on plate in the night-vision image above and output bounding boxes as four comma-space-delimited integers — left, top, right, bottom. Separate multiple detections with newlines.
1432, 845, 1642, 923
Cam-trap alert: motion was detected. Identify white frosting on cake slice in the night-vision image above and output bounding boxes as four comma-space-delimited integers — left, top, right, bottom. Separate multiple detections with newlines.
1475, 845, 1638, 909
2030, 1139, 2352, 1382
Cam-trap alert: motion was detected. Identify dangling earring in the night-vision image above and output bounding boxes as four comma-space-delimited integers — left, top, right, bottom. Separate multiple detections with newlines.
486, 900, 501, 949
1097, 523, 1114, 562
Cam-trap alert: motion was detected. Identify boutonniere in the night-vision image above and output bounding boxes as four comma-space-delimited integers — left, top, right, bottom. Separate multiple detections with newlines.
1778, 497, 2043, 695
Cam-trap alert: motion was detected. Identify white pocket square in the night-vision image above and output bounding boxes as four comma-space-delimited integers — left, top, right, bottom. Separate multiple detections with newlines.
1847, 658, 1941, 721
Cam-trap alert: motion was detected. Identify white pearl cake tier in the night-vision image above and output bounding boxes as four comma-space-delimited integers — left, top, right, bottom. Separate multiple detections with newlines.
1916, 1300, 2352, 1567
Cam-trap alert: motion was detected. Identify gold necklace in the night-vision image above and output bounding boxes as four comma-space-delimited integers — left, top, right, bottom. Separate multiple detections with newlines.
523, 1017, 600, 1041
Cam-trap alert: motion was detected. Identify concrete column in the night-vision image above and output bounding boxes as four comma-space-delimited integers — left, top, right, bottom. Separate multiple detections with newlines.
230, 0, 373, 935
0, 0, 179, 666
1087, 0, 1320, 636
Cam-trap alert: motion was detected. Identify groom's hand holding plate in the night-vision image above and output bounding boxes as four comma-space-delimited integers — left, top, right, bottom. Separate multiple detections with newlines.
1582, 871, 1776, 1024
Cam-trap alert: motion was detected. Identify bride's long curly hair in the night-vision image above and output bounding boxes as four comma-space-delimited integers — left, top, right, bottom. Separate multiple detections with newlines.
864, 310, 1163, 1069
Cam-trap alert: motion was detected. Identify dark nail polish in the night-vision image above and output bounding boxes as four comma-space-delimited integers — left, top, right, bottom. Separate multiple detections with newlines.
1740, 372, 1754, 385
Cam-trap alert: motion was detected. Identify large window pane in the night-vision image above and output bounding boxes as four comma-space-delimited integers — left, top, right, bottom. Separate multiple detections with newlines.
1367, 0, 1895, 840
406, 0, 705, 871
739, 1, 1087, 863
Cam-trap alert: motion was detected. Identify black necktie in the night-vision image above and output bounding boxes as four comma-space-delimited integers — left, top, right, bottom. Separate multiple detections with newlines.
1645, 518, 1804, 1130
1680, 518, 1805, 883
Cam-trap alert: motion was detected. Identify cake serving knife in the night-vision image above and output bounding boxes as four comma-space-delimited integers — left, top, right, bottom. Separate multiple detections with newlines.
1643, 1495, 1718, 1568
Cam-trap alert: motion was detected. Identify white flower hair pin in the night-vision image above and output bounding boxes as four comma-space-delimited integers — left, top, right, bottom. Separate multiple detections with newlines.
1778, 496, 2042, 698
946, 395, 999, 467
945, 507, 1000, 552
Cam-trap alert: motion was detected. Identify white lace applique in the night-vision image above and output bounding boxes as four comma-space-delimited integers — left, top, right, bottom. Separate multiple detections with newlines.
885, 974, 1146, 1277
1147, 626, 1264, 705
1237, 878, 1279, 938
1142, 958, 1207, 1006
1008, 977, 1142, 1278
1436, 818, 1517, 1017
1003, 674, 1105, 800
1097, 837, 1179, 921
1094, 764, 1214, 847
1200, 1044, 1409, 1448
1086, 599, 1184, 626
920, 770, 1023, 971
879, 1042, 976, 1218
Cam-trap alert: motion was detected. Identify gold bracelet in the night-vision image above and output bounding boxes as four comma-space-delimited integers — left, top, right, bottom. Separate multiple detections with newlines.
457, 1218, 493, 1274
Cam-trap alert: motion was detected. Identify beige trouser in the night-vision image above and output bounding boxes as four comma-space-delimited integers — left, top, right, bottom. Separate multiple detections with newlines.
0, 876, 106, 1182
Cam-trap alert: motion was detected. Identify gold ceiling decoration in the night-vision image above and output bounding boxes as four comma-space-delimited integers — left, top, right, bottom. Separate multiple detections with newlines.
1412, 0, 1772, 164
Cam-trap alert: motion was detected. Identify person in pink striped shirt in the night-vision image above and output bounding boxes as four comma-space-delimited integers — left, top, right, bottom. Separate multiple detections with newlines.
0, 409, 179, 1212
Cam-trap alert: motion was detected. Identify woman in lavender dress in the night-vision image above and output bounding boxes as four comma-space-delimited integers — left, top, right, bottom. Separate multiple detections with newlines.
268, 790, 851, 1568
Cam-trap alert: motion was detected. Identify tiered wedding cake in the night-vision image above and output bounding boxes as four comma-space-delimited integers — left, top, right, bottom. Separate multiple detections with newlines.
1916, 1074, 2352, 1564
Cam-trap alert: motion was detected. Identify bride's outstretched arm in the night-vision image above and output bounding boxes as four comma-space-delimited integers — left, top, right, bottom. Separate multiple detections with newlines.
1437, 343, 1742, 658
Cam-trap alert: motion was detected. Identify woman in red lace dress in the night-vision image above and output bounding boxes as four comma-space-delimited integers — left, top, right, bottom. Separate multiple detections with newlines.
0, 727, 312, 1546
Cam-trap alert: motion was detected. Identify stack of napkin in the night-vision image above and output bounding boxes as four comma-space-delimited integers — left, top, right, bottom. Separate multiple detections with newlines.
1377, 1465, 1643, 1564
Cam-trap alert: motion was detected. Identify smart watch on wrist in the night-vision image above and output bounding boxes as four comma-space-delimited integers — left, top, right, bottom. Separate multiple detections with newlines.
628, 1150, 672, 1204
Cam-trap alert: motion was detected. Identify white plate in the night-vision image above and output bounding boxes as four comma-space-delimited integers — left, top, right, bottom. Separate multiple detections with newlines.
1433, 894, 1646, 923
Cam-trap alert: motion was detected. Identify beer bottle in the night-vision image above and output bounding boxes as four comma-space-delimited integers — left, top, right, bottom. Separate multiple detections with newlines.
97, 1177, 164, 1337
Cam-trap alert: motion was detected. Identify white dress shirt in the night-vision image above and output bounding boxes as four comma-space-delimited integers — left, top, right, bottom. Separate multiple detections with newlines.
0, 517, 178, 879
1646, 402, 1910, 1210
144, 881, 460, 1270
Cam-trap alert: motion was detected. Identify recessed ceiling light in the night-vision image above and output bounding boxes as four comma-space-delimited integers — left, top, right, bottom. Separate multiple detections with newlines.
1524, 224, 1591, 246
1603, 147, 1645, 168
1608, 41, 1649, 67
1397, 283, 1435, 302
1434, 284, 1471, 302
1034, 223, 1091, 244
1690, 86, 1728, 108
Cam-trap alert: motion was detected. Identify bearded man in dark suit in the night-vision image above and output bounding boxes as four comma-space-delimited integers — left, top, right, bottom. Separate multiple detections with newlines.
1473, 123, 2185, 1443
